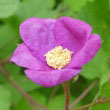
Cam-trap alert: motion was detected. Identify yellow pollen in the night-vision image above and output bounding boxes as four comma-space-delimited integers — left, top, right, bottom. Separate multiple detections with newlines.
45, 46, 73, 69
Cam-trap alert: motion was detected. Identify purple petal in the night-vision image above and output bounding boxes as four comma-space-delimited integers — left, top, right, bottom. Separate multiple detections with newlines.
67, 34, 101, 68
54, 17, 92, 52
20, 18, 56, 62
10, 43, 51, 70
25, 68, 81, 88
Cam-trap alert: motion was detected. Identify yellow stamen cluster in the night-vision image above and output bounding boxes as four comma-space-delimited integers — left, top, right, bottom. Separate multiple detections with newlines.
45, 46, 73, 69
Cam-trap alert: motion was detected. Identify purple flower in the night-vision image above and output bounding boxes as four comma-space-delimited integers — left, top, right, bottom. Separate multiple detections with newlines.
10, 17, 101, 87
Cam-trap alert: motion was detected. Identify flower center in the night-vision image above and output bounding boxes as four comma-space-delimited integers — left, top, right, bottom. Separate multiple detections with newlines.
45, 46, 73, 69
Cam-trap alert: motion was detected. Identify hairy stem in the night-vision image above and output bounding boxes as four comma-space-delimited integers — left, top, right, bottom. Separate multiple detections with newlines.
63, 81, 70, 110
77, 98, 110, 110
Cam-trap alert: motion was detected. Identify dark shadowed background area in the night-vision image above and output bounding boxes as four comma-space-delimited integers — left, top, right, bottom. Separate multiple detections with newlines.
0, 0, 110, 110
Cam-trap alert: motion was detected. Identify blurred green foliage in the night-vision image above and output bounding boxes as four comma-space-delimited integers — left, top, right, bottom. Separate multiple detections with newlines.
0, 0, 110, 110
91, 82, 110, 110
0, 86, 11, 110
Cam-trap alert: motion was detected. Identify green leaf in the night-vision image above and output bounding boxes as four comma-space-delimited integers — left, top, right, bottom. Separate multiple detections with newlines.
70, 78, 99, 109
48, 95, 65, 110
0, 0, 19, 18
3, 83, 21, 105
16, 0, 57, 21
0, 64, 20, 83
78, 0, 110, 54
2, 74, 41, 104
48, 94, 82, 110
65, 0, 87, 12
81, 49, 108, 80
78, 0, 110, 86
91, 82, 110, 110
0, 24, 19, 58
13, 74, 41, 92
98, 82, 110, 98
0, 24, 20, 83
13, 91, 46, 110
48, 0, 55, 8
109, 0, 110, 8
0, 86, 11, 110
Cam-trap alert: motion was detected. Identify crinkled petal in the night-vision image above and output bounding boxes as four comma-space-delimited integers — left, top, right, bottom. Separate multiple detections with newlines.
10, 43, 51, 70
20, 18, 56, 61
67, 34, 101, 68
54, 17, 92, 52
25, 68, 81, 88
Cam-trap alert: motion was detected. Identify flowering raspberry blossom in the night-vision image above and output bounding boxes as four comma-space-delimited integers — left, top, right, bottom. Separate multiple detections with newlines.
10, 17, 101, 87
